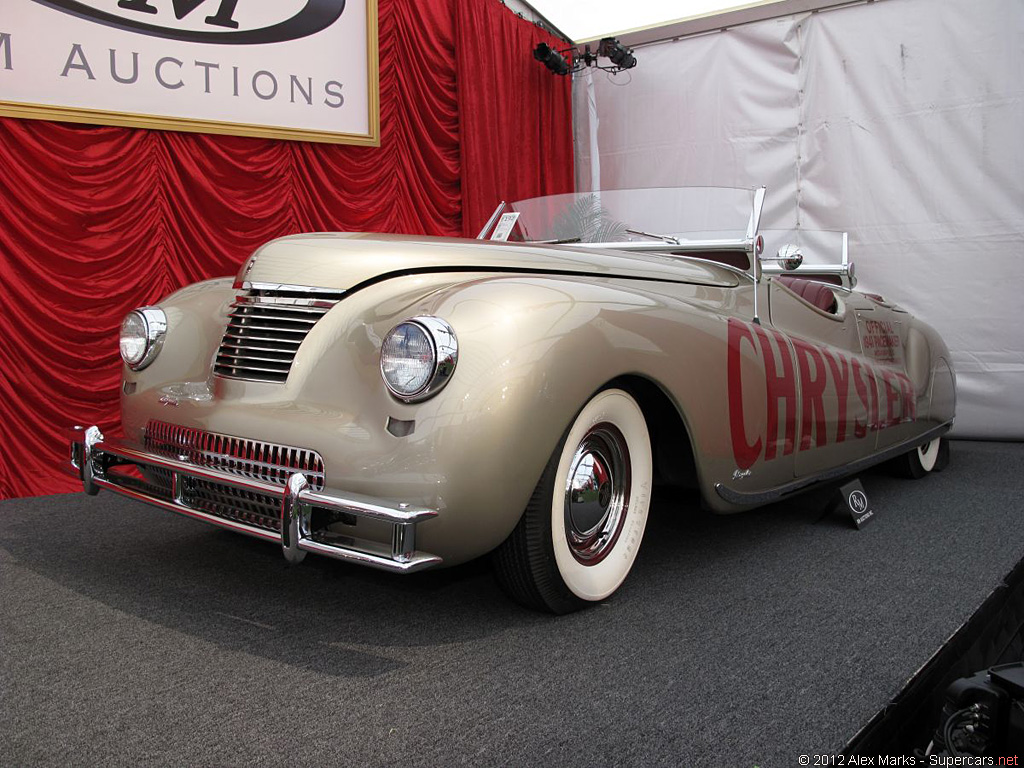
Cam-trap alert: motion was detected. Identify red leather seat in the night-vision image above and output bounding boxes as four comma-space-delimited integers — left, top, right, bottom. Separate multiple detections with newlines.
777, 276, 838, 314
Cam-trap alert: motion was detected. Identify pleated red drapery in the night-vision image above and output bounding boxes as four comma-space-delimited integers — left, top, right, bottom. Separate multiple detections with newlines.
455, 0, 575, 236
0, 0, 573, 500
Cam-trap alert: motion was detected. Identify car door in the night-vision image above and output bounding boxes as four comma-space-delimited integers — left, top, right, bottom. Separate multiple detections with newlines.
767, 276, 884, 478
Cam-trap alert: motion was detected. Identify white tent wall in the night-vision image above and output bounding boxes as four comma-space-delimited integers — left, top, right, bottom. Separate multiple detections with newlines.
573, 0, 1024, 439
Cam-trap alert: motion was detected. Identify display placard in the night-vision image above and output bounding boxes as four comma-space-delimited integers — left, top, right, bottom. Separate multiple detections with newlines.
0, 0, 379, 145
840, 478, 874, 529
490, 212, 521, 242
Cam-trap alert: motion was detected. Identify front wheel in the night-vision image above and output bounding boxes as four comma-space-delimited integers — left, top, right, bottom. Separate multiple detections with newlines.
493, 388, 653, 614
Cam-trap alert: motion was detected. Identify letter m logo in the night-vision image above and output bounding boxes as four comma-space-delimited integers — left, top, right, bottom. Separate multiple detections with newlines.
117, 0, 240, 29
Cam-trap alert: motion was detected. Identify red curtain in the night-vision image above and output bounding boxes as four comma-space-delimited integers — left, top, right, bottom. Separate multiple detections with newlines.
455, 1, 575, 236
0, 0, 572, 500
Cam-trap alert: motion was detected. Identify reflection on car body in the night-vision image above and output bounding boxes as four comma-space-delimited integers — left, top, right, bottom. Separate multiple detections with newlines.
68, 186, 955, 613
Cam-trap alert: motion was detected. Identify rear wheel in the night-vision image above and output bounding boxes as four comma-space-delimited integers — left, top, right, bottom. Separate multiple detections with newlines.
493, 389, 653, 614
890, 436, 950, 479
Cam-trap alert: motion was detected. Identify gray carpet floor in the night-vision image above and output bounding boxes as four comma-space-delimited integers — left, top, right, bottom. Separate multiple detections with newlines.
2, 440, 1023, 767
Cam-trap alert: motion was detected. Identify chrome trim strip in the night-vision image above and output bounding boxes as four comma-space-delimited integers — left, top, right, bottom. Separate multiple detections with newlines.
242, 281, 347, 296
211, 366, 292, 378
216, 356, 292, 368
71, 429, 443, 574
232, 301, 327, 313
554, 237, 750, 252
105, 441, 295, 494
232, 301, 330, 314
748, 186, 768, 326
218, 341, 300, 355
236, 295, 340, 309
715, 421, 953, 506
761, 263, 852, 277
766, 274, 856, 295
672, 256, 755, 283
212, 370, 289, 383
228, 312, 321, 326
746, 185, 766, 242
231, 303, 325, 315
221, 331, 301, 345
740, 186, 768, 325
625, 227, 679, 245
223, 323, 309, 335
215, 353, 293, 367
299, 488, 436, 524
295, 538, 440, 572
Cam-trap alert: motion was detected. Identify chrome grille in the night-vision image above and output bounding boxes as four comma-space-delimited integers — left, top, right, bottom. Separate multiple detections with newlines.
145, 467, 283, 532
145, 420, 326, 491
214, 286, 344, 383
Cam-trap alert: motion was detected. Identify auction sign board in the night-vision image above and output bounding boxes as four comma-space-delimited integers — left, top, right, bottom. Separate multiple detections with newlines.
0, 1, 379, 145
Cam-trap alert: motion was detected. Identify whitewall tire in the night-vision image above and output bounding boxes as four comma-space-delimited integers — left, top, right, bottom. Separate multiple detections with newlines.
917, 438, 941, 473
493, 388, 653, 613
891, 436, 950, 479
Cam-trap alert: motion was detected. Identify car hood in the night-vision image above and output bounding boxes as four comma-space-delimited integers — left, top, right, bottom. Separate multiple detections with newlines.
241, 233, 742, 291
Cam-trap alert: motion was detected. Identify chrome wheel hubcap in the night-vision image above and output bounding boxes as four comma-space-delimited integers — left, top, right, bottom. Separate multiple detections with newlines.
564, 424, 631, 565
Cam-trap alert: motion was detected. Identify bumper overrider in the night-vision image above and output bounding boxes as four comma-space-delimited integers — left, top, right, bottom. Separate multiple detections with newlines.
66, 425, 442, 573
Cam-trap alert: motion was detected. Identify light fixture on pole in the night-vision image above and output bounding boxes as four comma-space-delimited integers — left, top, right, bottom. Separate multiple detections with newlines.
532, 37, 637, 76
533, 42, 570, 75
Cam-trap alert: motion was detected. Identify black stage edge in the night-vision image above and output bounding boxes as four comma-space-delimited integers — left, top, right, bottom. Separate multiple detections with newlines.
845, 554, 1024, 756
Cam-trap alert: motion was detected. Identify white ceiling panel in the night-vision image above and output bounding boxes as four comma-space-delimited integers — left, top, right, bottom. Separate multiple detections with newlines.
519, 0, 863, 45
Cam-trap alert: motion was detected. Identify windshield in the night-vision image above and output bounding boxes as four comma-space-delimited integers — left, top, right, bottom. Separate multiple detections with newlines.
506, 187, 756, 245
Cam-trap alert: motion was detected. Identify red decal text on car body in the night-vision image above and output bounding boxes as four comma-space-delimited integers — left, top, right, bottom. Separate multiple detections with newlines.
860, 318, 903, 364
727, 318, 916, 470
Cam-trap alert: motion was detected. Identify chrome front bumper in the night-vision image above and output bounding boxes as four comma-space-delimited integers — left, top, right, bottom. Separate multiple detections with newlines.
66, 425, 442, 573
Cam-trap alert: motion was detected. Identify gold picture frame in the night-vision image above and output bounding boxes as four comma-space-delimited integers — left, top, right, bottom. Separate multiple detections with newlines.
0, 0, 380, 146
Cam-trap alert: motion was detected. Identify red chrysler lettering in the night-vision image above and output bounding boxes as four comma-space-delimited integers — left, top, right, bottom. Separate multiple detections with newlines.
823, 349, 852, 443
727, 318, 762, 470
754, 327, 797, 460
792, 339, 828, 451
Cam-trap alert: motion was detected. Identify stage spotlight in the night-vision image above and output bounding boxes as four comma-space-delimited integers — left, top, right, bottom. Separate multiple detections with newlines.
598, 38, 637, 70
532, 38, 636, 76
533, 42, 570, 76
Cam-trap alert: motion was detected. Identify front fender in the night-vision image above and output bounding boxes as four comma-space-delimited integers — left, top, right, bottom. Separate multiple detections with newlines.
120, 277, 234, 405
312, 273, 700, 561
367, 274, 733, 556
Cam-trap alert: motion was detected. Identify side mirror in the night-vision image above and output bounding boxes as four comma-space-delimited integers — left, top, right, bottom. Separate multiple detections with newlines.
768, 244, 803, 271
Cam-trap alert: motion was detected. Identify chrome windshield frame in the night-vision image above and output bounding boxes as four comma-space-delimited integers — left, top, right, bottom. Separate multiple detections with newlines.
553, 237, 751, 253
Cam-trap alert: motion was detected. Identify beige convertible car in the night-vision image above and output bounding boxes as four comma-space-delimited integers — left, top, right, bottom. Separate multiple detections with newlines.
68, 187, 955, 613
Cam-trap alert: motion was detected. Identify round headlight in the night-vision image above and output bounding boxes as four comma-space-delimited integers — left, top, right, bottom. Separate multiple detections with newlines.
119, 307, 167, 371
380, 317, 458, 402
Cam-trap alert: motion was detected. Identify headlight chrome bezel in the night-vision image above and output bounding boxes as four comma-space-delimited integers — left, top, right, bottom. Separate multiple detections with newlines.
120, 306, 167, 371
380, 316, 458, 403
